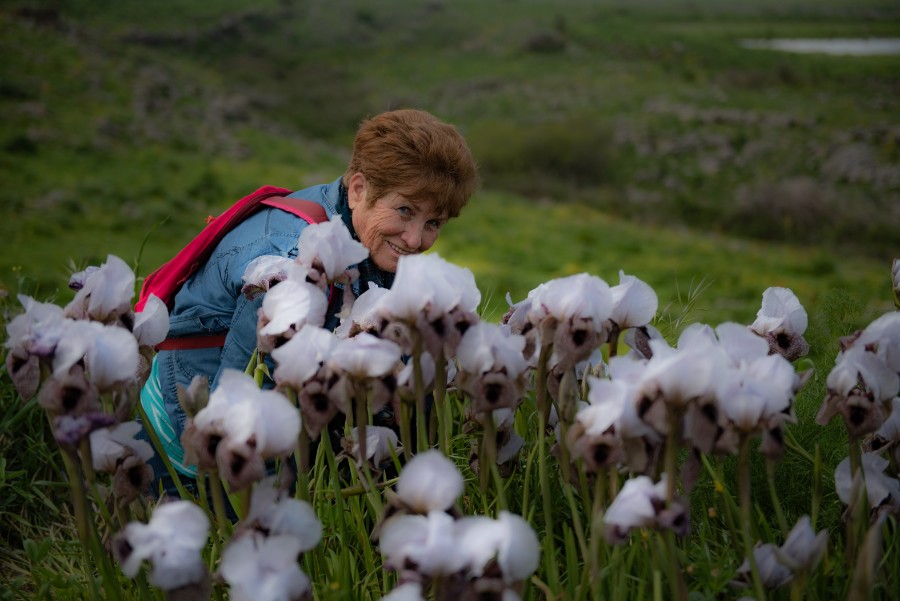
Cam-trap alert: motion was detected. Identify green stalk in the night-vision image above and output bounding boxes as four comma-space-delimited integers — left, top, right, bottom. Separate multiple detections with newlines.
738, 433, 767, 601
538, 414, 560, 589
589, 469, 608, 601
434, 350, 449, 455
207, 470, 232, 539
536, 344, 553, 424
412, 337, 429, 452
663, 405, 683, 504
296, 426, 310, 502
399, 400, 413, 461
765, 458, 789, 537
135, 401, 193, 501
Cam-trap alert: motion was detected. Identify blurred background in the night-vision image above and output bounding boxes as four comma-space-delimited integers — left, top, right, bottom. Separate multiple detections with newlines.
1, 0, 898, 325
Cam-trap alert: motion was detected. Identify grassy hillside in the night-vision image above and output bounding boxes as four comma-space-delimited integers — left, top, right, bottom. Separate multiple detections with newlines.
1, 0, 897, 316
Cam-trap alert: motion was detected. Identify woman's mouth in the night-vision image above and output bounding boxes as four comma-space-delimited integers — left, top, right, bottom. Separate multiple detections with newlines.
388, 242, 415, 255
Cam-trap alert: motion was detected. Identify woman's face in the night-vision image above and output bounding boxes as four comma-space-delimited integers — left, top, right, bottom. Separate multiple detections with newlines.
347, 172, 448, 273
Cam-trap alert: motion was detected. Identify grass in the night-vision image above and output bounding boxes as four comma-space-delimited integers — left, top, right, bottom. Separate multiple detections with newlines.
0, 0, 898, 598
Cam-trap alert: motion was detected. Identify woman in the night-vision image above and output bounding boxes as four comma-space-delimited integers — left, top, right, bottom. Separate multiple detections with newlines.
140, 108, 479, 496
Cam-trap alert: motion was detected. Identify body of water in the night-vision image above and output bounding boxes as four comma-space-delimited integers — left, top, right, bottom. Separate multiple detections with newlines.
740, 38, 900, 56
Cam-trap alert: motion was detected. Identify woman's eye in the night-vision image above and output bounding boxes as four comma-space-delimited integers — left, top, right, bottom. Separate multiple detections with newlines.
397, 206, 412, 217
427, 219, 442, 229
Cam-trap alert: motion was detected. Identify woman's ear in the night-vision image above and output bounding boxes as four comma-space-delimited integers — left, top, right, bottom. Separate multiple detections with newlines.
347, 172, 367, 210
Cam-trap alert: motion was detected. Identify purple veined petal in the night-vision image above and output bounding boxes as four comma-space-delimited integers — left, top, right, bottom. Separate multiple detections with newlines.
272, 324, 338, 389
827, 346, 899, 403
241, 255, 294, 298
874, 397, 900, 443
603, 475, 663, 541
258, 279, 328, 337
610, 270, 659, 330
834, 453, 900, 507
857, 311, 900, 372
455, 515, 504, 578
528, 273, 613, 326
457, 322, 528, 377
90, 421, 154, 473
349, 426, 400, 466
115, 501, 209, 589
751, 287, 808, 337
221, 380, 300, 458
387, 253, 481, 321
335, 284, 389, 338
381, 582, 425, 601
86, 323, 140, 391
6, 294, 68, 358
582, 377, 628, 435
328, 332, 402, 379
776, 515, 828, 573
496, 511, 541, 584
133, 294, 169, 347
296, 216, 369, 281
379, 511, 464, 577
716, 322, 770, 364
396, 449, 464, 513
66, 255, 135, 322
220, 532, 310, 601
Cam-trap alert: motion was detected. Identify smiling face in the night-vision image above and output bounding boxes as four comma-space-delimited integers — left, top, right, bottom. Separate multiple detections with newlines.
347, 172, 448, 273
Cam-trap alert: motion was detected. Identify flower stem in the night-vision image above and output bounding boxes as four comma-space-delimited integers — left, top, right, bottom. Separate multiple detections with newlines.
434, 350, 450, 455
135, 401, 193, 501
399, 400, 413, 461
738, 434, 767, 601
536, 343, 553, 424
207, 470, 232, 539
765, 458, 789, 537
538, 413, 560, 589
412, 338, 428, 453
663, 405, 683, 504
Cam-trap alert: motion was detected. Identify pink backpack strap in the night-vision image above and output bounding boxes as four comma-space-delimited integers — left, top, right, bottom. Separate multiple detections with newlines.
136, 187, 330, 351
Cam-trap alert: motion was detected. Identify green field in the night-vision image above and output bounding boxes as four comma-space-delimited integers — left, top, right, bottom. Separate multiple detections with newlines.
1, 1, 899, 599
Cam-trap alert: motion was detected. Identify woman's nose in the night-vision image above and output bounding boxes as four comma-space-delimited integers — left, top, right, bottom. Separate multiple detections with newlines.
401, 224, 423, 250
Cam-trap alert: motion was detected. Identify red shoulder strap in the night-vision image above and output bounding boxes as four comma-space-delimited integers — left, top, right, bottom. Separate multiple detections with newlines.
135, 186, 327, 312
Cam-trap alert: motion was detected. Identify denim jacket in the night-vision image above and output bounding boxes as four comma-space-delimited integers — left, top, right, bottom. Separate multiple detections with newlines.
155, 177, 391, 444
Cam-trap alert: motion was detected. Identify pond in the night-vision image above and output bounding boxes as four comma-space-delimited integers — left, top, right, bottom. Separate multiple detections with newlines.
739, 38, 900, 56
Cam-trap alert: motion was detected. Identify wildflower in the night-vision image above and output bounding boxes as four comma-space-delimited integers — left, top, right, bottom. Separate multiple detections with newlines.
53, 411, 116, 447
456, 322, 529, 413
271, 325, 338, 392
731, 543, 793, 590
52, 320, 140, 394
457, 511, 540, 585
187, 370, 301, 489
381, 582, 425, 601
394, 449, 463, 514
834, 453, 900, 511
466, 407, 525, 477
342, 426, 401, 475
749, 287, 809, 361
328, 332, 402, 414
527, 273, 613, 370
868, 396, 900, 457
89, 421, 154, 473
818, 344, 899, 437
376, 253, 481, 361
37, 363, 101, 417
256, 279, 328, 353
379, 510, 465, 577
608, 270, 659, 335
603, 474, 667, 543
568, 378, 628, 472
241, 255, 294, 300
5, 295, 69, 398
113, 500, 210, 591
132, 293, 170, 348
244, 477, 323, 551
64, 255, 135, 325
219, 531, 313, 601
775, 515, 828, 574
294, 215, 368, 291
335, 283, 389, 339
